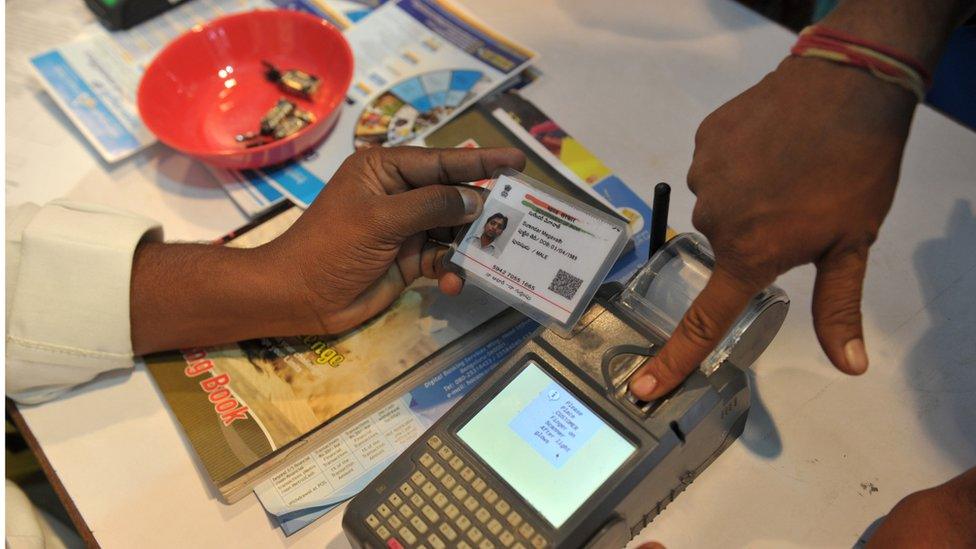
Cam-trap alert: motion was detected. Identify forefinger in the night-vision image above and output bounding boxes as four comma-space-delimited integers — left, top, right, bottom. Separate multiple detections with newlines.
372, 146, 526, 193
628, 265, 758, 400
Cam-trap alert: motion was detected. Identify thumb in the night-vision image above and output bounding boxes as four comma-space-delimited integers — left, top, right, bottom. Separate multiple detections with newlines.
381, 185, 483, 236
812, 248, 869, 375
629, 266, 758, 400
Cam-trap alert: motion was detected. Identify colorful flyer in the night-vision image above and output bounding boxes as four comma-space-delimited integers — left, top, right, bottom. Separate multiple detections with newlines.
449, 169, 628, 333
241, 0, 536, 207
28, 0, 349, 163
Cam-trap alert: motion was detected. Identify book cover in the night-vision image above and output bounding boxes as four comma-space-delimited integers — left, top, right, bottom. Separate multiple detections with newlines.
145, 207, 508, 496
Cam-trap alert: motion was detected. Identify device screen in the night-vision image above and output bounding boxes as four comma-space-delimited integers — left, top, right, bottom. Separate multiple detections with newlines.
457, 361, 635, 527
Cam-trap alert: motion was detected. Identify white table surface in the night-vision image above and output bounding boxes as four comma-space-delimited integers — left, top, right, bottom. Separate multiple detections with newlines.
8, 0, 976, 547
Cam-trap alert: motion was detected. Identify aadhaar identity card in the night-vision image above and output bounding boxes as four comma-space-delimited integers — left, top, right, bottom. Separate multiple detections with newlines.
450, 170, 628, 332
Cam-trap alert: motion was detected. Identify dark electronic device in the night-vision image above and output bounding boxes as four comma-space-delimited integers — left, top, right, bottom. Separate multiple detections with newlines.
343, 189, 789, 549
84, 0, 190, 31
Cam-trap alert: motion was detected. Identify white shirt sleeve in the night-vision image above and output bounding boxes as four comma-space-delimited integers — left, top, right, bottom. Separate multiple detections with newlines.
5, 200, 162, 404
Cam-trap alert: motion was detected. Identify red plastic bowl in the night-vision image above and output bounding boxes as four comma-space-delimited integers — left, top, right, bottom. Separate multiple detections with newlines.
137, 10, 353, 169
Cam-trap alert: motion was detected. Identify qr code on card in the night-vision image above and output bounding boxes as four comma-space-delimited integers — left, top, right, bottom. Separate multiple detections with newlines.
549, 269, 583, 300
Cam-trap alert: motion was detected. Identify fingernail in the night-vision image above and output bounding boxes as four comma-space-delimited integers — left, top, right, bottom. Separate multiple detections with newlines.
457, 187, 482, 217
631, 375, 657, 397
844, 338, 868, 374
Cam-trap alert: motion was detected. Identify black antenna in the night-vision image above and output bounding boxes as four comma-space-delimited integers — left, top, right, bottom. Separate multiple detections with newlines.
649, 182, 671, 256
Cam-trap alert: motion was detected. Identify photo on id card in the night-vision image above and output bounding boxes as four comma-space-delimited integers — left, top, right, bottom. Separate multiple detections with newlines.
448, 169, 629, 334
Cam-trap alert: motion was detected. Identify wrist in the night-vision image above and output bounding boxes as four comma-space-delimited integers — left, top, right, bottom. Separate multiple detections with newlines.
247, 241, 327, 336
768, 55, 918, 154
776, 55, 918, 108
130, 242, 318, 354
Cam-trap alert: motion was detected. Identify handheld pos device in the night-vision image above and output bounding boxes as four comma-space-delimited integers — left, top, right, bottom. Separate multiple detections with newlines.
343, 184, 789, 549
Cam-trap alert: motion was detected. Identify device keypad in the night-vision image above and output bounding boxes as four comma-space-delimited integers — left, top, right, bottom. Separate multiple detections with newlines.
457, 514, 472, 531
422, 505, 439, 522
399, 526, 418, 544
364, 436, 550, 548
442, 473, 457, 490
430, 462, 445, 478
439, 522, 457, 540
410, 515, 428, 534
411, 471, 427, 485
475, 507, 492, 524
428, 533, 446, 549
506, 510, 522, 527
483, 488, 498, 504
444, 503, 460, 519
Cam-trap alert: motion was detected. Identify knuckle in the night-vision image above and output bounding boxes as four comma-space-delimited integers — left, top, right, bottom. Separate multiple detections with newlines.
351, 147, 379, 167
889, 490, 930, 517
813, 281, 863, 327
434, 150, 453, 183
815, 299, 862, 330
720, 227, 780, 272
694, 113, 717, 145
686, 163, 703, 195
424, 188, 454, 215
350, 148, 386, 179
682, 304, 722, 348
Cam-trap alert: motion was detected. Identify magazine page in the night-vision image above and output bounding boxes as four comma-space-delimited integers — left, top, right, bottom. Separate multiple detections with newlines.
27, 0, 347, 163
226, 0, 537, 208
208, 165, 287, 218
144, 206, 507, 490
311, 0, 389, 25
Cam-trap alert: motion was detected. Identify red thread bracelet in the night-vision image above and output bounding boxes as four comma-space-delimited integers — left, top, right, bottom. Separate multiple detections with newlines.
791, 25, 931, 101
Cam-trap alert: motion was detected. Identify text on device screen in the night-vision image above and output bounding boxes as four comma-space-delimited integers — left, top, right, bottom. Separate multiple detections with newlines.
457, 361, 635, 527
